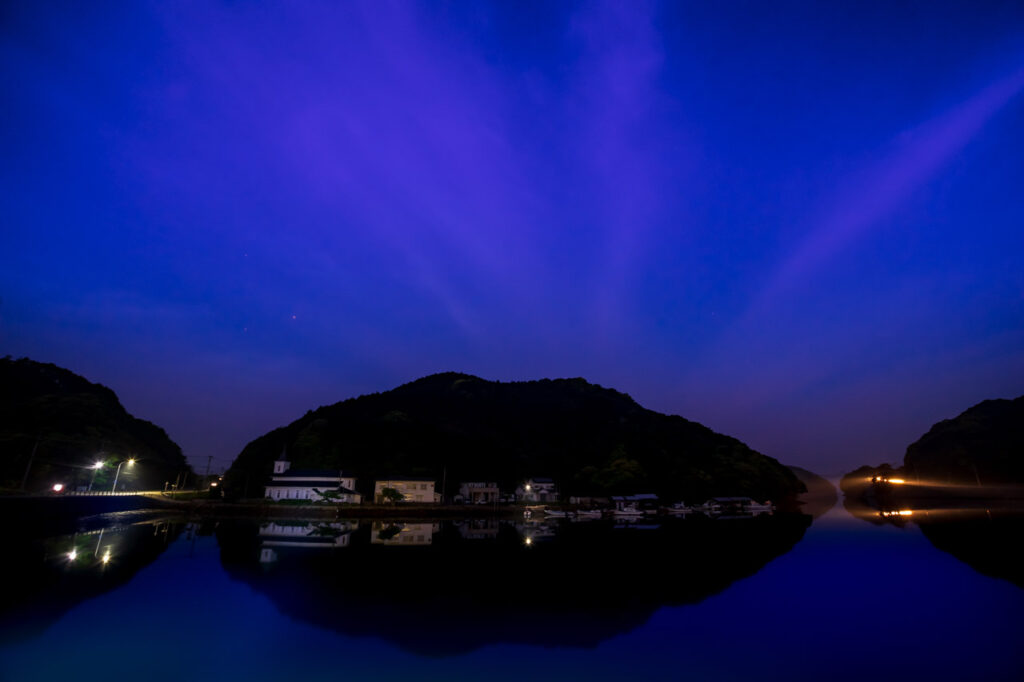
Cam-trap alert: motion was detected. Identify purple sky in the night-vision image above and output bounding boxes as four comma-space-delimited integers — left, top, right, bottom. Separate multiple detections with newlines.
3, 1, 1024, 475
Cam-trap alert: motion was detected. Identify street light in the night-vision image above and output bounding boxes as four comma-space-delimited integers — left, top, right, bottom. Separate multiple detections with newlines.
111, 458, 136, 493
87, 461, 104, 491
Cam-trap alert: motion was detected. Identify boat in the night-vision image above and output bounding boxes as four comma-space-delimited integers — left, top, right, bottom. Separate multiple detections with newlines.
612, 505, 644, 519
663, 504, 692, 516
542, 508, 570, 518
575, 509, 603, 520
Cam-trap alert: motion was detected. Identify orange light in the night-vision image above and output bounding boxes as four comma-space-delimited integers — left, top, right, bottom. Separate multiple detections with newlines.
889, 478, 905, 484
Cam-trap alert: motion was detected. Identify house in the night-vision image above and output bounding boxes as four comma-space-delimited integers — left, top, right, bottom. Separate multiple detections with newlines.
701, 496, 758, 514
373, 477, 440, 503
515, 477, 558, 503
569, 495, 611, 508
264, 458, 361, 503
456, 481, 500, 504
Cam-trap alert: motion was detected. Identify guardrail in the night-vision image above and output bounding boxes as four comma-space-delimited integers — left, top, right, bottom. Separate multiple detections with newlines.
59, 490, 173, 497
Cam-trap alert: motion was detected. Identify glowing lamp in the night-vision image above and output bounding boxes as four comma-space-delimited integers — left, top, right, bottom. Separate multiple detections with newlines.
52, 483, 64, 492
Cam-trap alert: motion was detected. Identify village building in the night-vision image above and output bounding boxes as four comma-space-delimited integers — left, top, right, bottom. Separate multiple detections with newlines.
515, 477, 558, 503
264, 458, 361, 503
611, 493, 659, 511
455, 481, 500, 504
373, 477, 440, 503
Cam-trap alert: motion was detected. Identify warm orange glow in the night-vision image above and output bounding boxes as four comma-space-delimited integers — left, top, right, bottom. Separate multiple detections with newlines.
898, 510, 913, 516
889, 478, 906, 484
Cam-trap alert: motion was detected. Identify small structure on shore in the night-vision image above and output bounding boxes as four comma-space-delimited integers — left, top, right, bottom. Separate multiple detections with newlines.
264, 458, 361, 503
611, 493, 659, 512
456, 481, 501, 504
516, 477, 558, 503
373, 477, 440, 503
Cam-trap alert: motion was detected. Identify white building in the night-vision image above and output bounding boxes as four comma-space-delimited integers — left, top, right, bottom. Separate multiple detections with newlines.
373, 477, 440, 503
264, 459, 361, 502
456, 481, 500, 504
515, 477, 558, 503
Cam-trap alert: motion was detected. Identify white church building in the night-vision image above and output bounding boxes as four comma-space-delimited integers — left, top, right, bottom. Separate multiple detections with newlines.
264, 458, 361, 503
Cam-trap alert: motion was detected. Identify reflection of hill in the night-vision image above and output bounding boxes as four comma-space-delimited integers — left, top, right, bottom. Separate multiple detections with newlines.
915, 511, 1024, 588
217, 515, 811, 656
0, 518, 184, 644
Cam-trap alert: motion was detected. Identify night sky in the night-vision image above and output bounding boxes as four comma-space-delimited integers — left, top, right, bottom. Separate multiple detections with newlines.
2, 2, 1023, 475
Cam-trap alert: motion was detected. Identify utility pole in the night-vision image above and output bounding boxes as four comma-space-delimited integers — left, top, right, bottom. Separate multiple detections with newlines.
20, 437, 40, 491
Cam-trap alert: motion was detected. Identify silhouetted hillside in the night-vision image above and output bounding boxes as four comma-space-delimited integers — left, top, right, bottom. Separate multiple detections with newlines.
225, 372, 804, 502
0, 357, 190, 491
788, 465, 837, 518
904, 396, 1024, 486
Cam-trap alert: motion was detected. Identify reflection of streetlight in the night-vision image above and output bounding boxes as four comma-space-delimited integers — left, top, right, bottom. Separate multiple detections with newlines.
101, 551, 111, 565
87, 461, 104, 491
111, 458, 136, 493
524, 536, 533, 546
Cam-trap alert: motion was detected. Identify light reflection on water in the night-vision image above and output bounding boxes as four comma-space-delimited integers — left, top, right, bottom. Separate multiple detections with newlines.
1, 505, 1022, 681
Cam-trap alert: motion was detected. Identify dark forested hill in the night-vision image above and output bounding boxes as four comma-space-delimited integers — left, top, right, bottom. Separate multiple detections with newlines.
904, 396, 1024, 486
225, 372, 804, 502
0, 357, 189, 492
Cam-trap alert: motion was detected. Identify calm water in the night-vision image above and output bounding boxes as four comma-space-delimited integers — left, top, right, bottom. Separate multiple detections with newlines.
2, 504, 1022, 681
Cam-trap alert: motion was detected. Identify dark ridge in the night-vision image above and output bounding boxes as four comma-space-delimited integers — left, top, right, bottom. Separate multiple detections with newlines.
225, 372, 805, 502
0, 356, 191, 492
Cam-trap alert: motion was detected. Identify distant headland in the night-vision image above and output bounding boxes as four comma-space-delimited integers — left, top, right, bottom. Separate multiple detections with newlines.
841, 395, 1024, 501
224, 371, 805, 503
0, 357, 190, 493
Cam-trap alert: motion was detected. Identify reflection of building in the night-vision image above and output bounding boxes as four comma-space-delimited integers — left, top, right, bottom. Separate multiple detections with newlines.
516, 477, 558, 503
258, 521, 356, 562
264, 458, 360, 502
370, 522, 439, 545
456, 518, 501, 539
373, 478, 440, 503
456, 481, 500, 504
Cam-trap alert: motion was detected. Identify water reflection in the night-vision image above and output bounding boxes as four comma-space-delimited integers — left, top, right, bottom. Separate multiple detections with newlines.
844, 496, 1024, 587
0, 513, 184, 644
218, 513, 812, 655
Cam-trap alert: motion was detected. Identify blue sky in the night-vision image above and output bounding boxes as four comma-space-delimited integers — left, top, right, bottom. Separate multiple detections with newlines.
2, 1, 1023, 474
